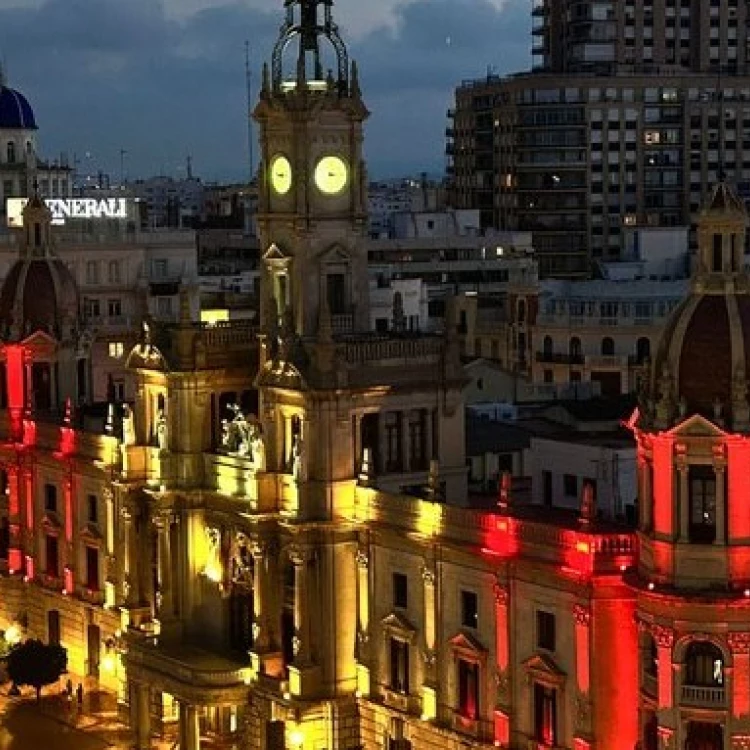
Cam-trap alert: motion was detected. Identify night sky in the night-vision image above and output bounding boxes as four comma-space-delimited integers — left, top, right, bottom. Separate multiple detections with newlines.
0, 0, 529, 182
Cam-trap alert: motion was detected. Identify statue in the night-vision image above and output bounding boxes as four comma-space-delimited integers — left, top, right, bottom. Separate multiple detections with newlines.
122, 404, 136, 446
221, 404, 266, 468
156, 408, 168, 451
291, 434, 306, 482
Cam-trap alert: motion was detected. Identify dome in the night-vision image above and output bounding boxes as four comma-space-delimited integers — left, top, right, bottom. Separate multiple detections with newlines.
0, 85, 37, 130
644, 182, 750, 431
0, 258, 79, 340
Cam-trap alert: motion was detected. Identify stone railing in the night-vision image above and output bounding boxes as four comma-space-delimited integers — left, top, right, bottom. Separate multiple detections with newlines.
341, 335, 444, 366
681, 683, 726, 707
200, 321, 258, 351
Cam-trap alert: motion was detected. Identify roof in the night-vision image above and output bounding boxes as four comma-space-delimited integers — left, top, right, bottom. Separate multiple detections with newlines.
465, 414, 531, 455
0, 85, 37, 130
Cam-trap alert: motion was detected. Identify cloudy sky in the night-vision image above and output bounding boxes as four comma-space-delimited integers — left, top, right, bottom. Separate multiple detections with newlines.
0, 0, 529, 182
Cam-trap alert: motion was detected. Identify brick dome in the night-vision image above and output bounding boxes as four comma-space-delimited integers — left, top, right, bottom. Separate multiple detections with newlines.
644, 182, 750, 431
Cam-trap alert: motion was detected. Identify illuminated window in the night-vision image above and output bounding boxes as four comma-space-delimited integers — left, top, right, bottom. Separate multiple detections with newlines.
533, 683, 557, 745
108, 342, 124, 359
644, 130, 661, 145
457, 659, 479, 719
393, 572, 408, 609
536, 610, 556, 651
389, 638, 410, 694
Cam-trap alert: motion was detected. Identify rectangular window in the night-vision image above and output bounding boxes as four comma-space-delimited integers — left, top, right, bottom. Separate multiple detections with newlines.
84, 298, 101, 319
108, 260, 120, 284
85, 261, 99, 284
45, 534, 59, 578
689, 465, 717, 543
458, 659, 480, 719
108, 342, 124, 359
87, 494, 98, 524
393, 572, 408, 609
461, 590, 479, 629
326, 273, 347, 315
533, 683, 557, 745
107, 299, 122, 318
563, 474, 578, 497
157, 297, 173, 316
389, 638, 409, 694
44, 483, 57, 513
152, 259, 168, 279
537, 610, 556, 651
86, 547, 99, 591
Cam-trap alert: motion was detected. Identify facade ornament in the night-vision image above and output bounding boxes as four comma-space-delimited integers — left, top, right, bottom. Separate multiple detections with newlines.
422, 649, 436, 667
121, 404, 136, 447
655, 365, 676, 424
355, 549, 369, 569
495, 667, 510, 703
658, 726, 675, 750
493, 582, 509, 606
421, 566, 436, 585
156, 408, 168, 451
221, 404, 264, 468
292, 634, 302, 656
574, 605, 591, 626
651, 624, 675, 649
729, 632, 750, 655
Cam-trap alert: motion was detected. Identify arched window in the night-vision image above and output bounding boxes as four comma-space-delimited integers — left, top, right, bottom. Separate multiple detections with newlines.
636, 337, 651, 365
601, 337, 615, 356
685, 642, 724, 687
543, 336, 553, 359
569, 337, 582, 362
6, 142, 15, 164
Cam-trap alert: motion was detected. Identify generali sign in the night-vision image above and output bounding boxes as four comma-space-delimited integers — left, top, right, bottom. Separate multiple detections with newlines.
6, 197, 131, 227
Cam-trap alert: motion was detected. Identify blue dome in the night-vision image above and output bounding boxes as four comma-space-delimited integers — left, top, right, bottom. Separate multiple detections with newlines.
0, 86, 37, 130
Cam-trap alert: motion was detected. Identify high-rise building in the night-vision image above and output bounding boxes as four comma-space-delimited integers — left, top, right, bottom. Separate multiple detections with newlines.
448, 0, 750, 277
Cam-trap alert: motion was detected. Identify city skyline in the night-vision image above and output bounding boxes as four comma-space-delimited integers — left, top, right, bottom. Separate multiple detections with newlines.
0, 0, 528, 183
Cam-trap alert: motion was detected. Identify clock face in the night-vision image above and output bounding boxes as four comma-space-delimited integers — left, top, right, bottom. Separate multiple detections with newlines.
315, 155, 348, 195
270, 155, 292, 195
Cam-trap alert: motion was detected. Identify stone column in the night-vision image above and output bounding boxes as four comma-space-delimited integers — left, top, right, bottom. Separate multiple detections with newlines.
154, 514, 172, 618
251, 542, 269, 652
422, 565, 437, 679
652, 624, 674, 710
290, 547, 311, 665
180, 703, 200, 750
493, 582, 511, 745
677, 462, 689, 542
121, 506, 136, 604
715, 457, 727, 544
425, 408, 434, 462
400, 412, 410, 473
356, 548, 370, 654
729, 633, 750, 720
378, 413, 388, 474
135, 683, 151, 750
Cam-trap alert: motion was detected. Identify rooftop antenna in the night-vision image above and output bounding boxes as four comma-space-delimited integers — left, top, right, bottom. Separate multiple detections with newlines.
245, 41, 255, 183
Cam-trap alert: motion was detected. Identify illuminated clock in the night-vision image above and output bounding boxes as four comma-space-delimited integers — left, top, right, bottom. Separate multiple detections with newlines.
270, 155, 292, 195
314, 155, 348, 195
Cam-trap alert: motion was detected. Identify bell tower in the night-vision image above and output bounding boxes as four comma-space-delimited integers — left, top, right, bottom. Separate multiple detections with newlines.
254, 0, 370, 340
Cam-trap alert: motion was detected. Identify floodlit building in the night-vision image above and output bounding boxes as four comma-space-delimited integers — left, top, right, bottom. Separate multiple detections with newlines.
2, 4, 749, 750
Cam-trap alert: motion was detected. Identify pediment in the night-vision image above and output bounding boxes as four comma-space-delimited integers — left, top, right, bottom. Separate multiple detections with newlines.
522, 652, 566, 681
317, 243, 351, 264
668, 413, 726, 438
21, 329, 58, 352
126, 342, 168, 372
80, 524, 103, 544
449, 630, 488, 659
381, 611, 417, 641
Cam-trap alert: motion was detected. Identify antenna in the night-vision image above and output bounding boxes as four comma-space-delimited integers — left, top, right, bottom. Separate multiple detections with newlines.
245, 41, 255, 183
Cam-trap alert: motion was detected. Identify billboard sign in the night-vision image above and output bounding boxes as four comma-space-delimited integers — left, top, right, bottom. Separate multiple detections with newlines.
6, 197, 131, 227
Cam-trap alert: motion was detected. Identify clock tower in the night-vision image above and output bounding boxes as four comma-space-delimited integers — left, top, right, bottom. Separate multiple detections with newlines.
254, 0, 370, 339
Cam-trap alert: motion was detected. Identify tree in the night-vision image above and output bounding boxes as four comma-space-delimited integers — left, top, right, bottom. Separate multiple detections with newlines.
6, 639, 67, 701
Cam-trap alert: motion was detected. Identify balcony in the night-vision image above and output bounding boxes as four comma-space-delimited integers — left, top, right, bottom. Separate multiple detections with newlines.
585, 354, 630, 369
681, 684, 726, 707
